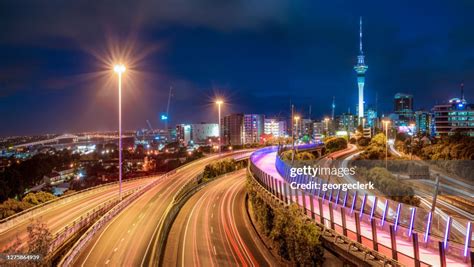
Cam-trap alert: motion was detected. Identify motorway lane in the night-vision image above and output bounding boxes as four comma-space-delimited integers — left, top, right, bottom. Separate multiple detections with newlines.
163, 169, 278, 267
73, 151, 253, 267
0, 177, 157, 251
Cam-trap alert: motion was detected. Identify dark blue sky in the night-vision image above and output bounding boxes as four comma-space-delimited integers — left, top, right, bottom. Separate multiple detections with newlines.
0, 0, 473, 135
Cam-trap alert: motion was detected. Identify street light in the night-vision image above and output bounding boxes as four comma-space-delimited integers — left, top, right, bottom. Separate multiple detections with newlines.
215, 100, 223, 154
114, 64, 126, 201
294, 115, 300, 142
409, 123, 415, 160
382, 120, 390, 169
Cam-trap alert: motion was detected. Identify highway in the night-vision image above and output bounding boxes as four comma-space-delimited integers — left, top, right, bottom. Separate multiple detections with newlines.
163, 169, 278, 267
0, 177, 157, 251
73, 151, 252, 266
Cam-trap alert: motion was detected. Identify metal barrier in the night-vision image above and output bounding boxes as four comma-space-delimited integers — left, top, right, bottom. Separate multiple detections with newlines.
249, 147, 474, 266
0, 174, 159, 233
58, 173, 169, 266
272, 149, 472, 265
247, 162, 401, 267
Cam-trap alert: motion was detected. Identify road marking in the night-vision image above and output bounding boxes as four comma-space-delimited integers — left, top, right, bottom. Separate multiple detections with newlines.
105, 259, 110, 265
213, 245, 217, 255
127, 230, 130, 233
211, 227, 213, 234
211, 213, 214, 218
114, 247, 118, 252
121, 238, 124, 242
213, 203, 215, 208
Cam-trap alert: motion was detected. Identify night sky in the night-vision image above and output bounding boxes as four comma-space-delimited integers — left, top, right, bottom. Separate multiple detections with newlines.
0, 0, 473, 136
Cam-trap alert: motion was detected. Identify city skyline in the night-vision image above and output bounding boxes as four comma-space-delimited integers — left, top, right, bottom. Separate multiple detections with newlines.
1, 0, 473, 136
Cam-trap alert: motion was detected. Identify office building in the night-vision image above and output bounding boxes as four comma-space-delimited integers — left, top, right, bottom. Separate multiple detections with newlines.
337, 113, 357, 133
190, 123, 219, 144
414, 110, 432, 135
222, 114, 244, 146
176, 124, 192, 145
243, 114, 264, 144
432, 97, 474, 137
394, 93, 414, 126
264, 119, 287, 137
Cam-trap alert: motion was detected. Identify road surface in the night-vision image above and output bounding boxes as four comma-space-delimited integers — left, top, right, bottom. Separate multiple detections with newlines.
163, 169, 278, 267
0, 177, 157, 251
73, 151, 252, 266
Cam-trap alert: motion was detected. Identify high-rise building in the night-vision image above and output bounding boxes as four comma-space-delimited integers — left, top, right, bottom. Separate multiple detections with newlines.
176, 124, 192, 145
337, 113, 357, 133
264, 119, 287, 137
354, 17, 368, 124
313, 121, 324, 140
414, 111, 432, 135
221, 114, 244, 146
366, 107, 378, 128
301, 119, 313, 137
394, 93, 414, 126
243, 114, 264, 144
432, 97, 474, 137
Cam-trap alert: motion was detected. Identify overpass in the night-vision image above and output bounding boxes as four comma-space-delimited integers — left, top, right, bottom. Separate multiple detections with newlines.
11, 134, 134, 148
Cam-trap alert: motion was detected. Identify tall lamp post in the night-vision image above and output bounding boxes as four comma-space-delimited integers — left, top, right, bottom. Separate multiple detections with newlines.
409, 123, 415, 160
294, 115, 300, 144
215, 100, 223, 154
383, 120, 390, 169
114, 64, 126, 201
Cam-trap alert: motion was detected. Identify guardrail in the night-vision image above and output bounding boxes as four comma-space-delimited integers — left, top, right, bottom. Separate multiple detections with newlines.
45, 188, 140, 262
0, 174, 160, 233
58, 172, 170, 266
251, 146, 473, 266
274, 148, 472, 263
248, 160, 402, 267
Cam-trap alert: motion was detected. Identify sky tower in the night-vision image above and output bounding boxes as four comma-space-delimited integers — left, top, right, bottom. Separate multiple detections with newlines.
354, 17, 368, 125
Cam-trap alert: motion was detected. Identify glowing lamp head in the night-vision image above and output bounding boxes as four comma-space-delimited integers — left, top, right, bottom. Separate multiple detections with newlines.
215, 100, 223, 105
294, 116, 300, 121
114, 64, 126, 74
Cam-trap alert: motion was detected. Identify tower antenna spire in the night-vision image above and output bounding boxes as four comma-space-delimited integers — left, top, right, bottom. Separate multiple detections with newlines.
461, 82, 465, 101
359, 16, 363, 54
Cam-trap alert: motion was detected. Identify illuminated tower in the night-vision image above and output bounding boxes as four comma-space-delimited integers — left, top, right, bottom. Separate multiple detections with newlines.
354, 17, 368, 124
331, 96, 335, 120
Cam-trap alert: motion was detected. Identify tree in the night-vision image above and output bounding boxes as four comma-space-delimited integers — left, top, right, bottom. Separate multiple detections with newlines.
27, 219, 52, 259
325, 137, 348, 153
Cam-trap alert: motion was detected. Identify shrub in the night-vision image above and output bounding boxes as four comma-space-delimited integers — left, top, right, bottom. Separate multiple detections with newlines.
325, 137, 347, 153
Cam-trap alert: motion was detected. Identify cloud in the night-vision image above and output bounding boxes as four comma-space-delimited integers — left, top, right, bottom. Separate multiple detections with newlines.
0, 0, 289, 46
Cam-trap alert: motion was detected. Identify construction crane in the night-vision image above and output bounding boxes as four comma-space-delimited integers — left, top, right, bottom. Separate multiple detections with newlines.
165, 86, 173, 130
146, 120, 154, 133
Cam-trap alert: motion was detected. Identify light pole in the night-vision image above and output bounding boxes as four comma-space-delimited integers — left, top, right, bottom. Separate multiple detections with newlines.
114, 64, 126, 201
409, 123, 415, 160
383, 120, 390, 169
215, 100, 223, 154
294, 116, 300, 144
